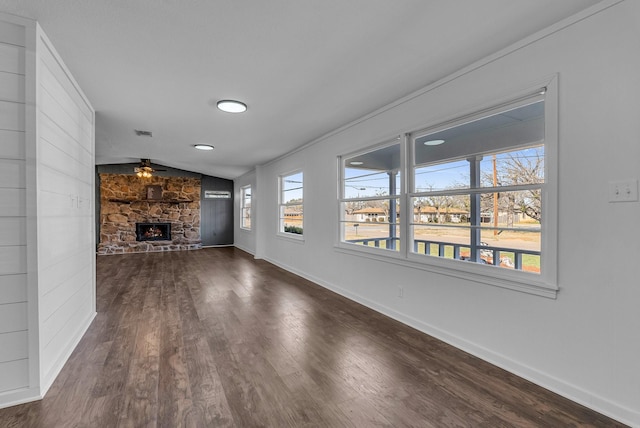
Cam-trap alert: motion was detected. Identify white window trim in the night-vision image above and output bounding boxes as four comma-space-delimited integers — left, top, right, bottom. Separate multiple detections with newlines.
338, 138, 404, 253
240, 185, 252, 231
335, 77, 558, 298
278, 169, 304, 241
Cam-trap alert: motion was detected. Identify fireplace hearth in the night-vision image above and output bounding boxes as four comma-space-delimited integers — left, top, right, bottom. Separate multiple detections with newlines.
136, 222, 171, 241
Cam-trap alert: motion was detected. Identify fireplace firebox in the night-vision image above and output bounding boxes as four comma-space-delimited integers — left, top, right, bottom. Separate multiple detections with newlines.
136, 222, 171, 241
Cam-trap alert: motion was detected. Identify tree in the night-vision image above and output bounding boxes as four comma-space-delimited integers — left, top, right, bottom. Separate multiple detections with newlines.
504, 148, 543, 222
344, 200, 365, 215
482, 147, 543, 222
422, 184, 455, 223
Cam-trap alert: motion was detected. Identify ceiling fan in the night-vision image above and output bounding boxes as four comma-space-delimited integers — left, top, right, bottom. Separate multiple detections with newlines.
134, 159, 165, 178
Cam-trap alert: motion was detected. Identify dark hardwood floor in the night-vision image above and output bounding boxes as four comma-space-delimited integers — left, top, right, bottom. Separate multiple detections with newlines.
0, 248, 626, 427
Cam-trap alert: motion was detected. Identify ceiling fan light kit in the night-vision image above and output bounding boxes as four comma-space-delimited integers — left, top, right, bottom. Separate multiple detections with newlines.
134, 158, 164, 178
135, 169, 152, 178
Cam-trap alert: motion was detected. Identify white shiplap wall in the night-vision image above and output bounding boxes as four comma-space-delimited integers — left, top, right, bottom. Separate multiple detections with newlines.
0, 14, 95, 408
35, 30, 95, 389
0, 19, 28, 395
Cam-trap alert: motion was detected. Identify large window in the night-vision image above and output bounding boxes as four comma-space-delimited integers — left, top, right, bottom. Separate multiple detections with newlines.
339, 84, 557, 296
411, 99, 545, 273
240, 185, 252, 230
340, 141, 401, 251
279, 171, 303, 236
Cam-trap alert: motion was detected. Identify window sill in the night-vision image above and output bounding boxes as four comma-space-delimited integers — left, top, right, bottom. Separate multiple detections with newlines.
277, 232, 305, 243
334, 243, 557, 299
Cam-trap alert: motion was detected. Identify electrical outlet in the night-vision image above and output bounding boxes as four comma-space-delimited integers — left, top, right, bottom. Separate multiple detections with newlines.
608, 180, 639, 203
398, 286, 404, 298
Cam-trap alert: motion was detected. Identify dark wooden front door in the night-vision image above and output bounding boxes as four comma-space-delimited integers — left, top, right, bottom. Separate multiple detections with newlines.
200, 175, 234, 246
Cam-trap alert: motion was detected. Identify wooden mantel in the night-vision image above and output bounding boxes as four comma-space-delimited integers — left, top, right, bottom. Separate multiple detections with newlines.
107, 198, 194, 204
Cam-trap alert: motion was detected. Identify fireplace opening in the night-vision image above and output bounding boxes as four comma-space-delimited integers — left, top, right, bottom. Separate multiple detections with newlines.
136, 222, 171, 241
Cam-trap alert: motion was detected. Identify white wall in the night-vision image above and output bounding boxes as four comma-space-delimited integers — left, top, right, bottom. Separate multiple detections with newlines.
0, 14, 95, 408
35, 27, 96, 390
0, 16, 30, 399
245, 1, 640, 425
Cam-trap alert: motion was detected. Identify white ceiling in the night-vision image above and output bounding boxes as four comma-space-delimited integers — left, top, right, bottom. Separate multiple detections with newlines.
0, 0, 603, 179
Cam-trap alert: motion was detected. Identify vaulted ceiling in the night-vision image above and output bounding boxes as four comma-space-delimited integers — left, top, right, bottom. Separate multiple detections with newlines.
0, 0, 602, 178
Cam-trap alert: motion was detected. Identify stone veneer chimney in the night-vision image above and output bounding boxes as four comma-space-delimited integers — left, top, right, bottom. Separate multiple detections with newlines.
98, 174, 202, 254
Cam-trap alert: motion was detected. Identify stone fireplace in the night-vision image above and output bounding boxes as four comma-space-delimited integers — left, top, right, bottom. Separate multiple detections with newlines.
98, 174, 202, 254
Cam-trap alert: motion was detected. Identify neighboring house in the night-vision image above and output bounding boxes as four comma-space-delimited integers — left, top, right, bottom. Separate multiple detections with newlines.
283, 207, 303, 226
351, 207, 388, 222
350, 206, 472, 224
350, 206, 470, 224
414, 206, 468, 223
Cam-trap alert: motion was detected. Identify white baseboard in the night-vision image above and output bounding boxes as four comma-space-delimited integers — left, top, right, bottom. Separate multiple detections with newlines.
40, 311, 97, 397
0, 387, 42, 410
0, 311, 97, 410
233, 243, 255, 257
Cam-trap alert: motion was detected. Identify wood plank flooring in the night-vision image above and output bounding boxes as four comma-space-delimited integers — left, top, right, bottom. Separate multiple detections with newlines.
0, 248, 627, 427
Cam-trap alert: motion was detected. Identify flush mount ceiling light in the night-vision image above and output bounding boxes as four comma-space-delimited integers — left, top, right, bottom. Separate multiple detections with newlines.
217, 100, 247, 113
194, 144, 214, 151
424, 139, 445, 146
350, 161, 364, 165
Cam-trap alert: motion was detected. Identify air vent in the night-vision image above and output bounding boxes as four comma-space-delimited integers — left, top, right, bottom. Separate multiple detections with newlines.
134, 129, 153, 137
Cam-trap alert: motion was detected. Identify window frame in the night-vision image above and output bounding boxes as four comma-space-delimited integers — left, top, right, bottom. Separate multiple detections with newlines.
240, 185, 252, 231
336, 78, 558, 298
278, 170, 304, 240
338, 138, 405, 257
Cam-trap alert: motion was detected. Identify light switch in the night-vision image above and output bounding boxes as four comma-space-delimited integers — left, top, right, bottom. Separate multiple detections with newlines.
608, 179, 639, 203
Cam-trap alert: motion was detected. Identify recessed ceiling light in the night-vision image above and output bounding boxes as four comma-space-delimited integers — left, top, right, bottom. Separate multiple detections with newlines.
217, 100, 247, 113
194, 144, 214, 151
350, 161, 364, 165
424, 139, 445, 146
